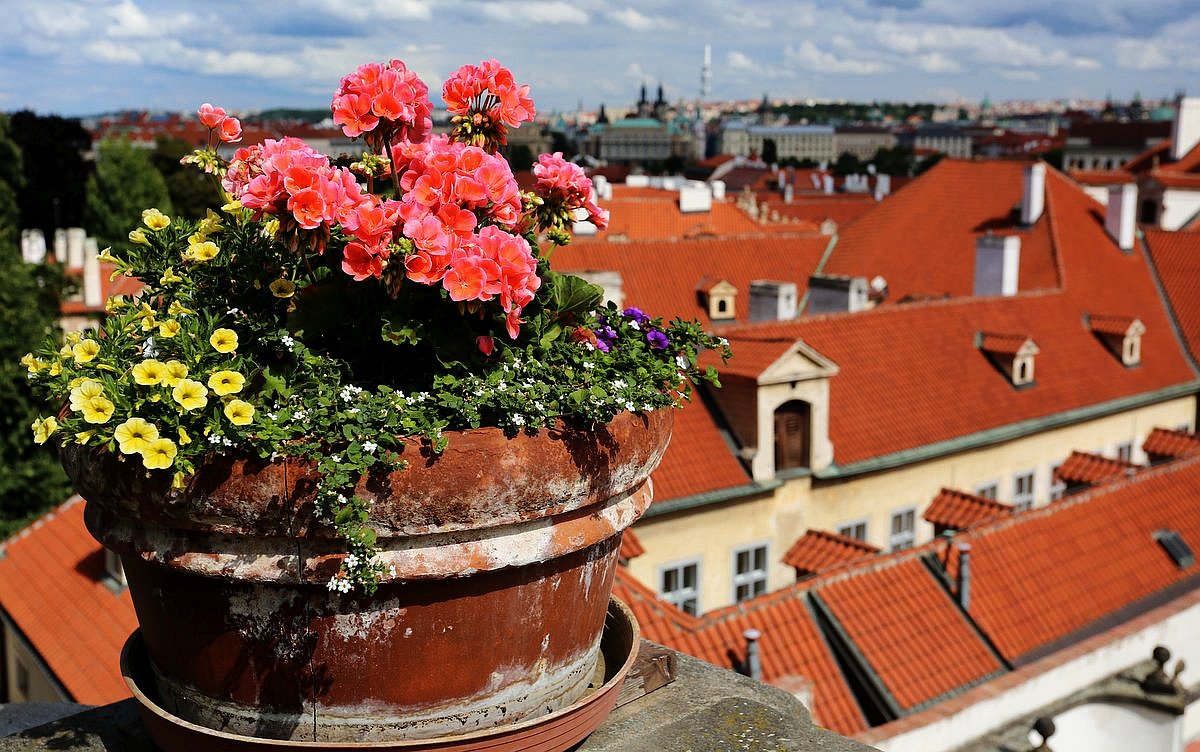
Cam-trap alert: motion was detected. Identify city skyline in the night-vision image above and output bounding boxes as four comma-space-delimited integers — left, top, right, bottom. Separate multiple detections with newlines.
1, 0, 1198, 117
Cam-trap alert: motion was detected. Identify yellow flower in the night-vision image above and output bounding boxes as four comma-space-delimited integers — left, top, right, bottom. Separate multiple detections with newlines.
70, 379, 105, 410
132, 359, 168, 386
221, 199, 243, 213
210, 328, 238, 353
172, 471, 187, 490
20, 353, 46, 373
140, 313, 158, 332
188, 241, 219, 262
172, 379, 209, 410
163, 360, 188, 386
106, 295, 129, 312
178, 427, 192, 446
73, 339, 101, 364
262, 218, 280, 237
269, 279, 296, 298
97, 247, 118, 263
64, 331, 82, 346
207, 370, 245, 396
49, 362, 61, 376
114, 417, 159, 454
31, 416, 58, 444
81, 396, 115, 424
58, 343, 73, 359
160, 267, 183, 285
224, 399, 255, 426
197, 209, 222, 235
158, 319, 182, 338
168, 300, 194, 317
142, 208, 171, 231
74, 430, 95, 444
128, 228, 149, 245
140, 437, 178, 470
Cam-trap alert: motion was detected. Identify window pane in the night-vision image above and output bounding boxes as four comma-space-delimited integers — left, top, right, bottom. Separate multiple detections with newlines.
683, 564, 696, 589
753, 547, 766, 571
736, 550, 749, 574
663, 569, 678, 593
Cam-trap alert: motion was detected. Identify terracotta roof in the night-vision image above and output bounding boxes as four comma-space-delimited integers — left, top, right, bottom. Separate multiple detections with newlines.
782, 529, 880, 574
1143, 228, 1200, 363
576, 190, 774, 243
1147, 170, 1200, 189
977, 331, 1036, 356
611, 566, 700, 640
1088, 313, 1140, 337
1067, 169, 1136, 186
647, 394, 750, 502
942, 453, 1200, 662
1143, 427, 1200, 459
923, 489, 1014, 531
816, 557, 1004, 711
820, 160, 1061, 300
1055, 450, 1136, 486
0, 497, 137, 704
1122, 139, 1172, 174
59, 264, 144, 316
753, 195, 877, 229
619, 529, 645, 560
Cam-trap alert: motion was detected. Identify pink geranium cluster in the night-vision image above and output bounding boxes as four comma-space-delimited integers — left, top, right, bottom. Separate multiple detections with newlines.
533, 152, 609, 230
332, 59, 433, 145
442, 59, 535, 147
198, 103, 243, 143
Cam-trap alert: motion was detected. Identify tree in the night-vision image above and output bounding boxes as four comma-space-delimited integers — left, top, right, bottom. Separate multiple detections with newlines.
0, 114, 23, 249
9, 111, 92, 241
152, 136, 223, 221
761, 138, 778, 165
84, 136, 174, 250
870, 145, 916, 177
833, 151, 865, 177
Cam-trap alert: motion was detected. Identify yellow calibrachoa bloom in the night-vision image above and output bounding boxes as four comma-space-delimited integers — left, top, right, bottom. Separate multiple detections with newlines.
106, 295, 129, 312
128, 228, 149, 245
168, 300, 194, 317
172, 379, 208, 410
81, 396, 115, 424
132, 359, 169, 386
172, 471, 187, 490
197, 209, 222, 234
58, 344, 73, 359
188, 241, 219, 262
158, 319, 182, 338
72, 339, 101, 364
269, 279, 296, 298
114, 417, 158, 454
20, 353, 46, 373
74, 430, 95, 444
142, 208, 171, 231
210, 328, 238, 353
221, 199, 242, 213
224, 399, 254, 426
141, 437, 178, 470
49, 362, 61, 376
163, 360, 188, 386
69, 379, 105, 410
178, 427, 192, 445
64, 331, 82, 346
208, 370, 245, 395
31, 416, 57, 444
97, 247, 118, 263
160, 267, 183, 285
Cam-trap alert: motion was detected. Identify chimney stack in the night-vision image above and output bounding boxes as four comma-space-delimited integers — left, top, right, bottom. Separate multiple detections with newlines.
83, 237, 102, 308
749, 280, 798, 321
1105, 183, 1137, 252
974, 234, 1022, 297
1021, 162, 1046, 226
66, 227, 86, 269
744, 629, 762, 681
822, 174, 834, 195
957, 543, 972, 611
1170, 97, 1200, 162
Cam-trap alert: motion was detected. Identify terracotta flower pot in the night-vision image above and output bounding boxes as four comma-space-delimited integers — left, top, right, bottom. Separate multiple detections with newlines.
61, 409, 671, 743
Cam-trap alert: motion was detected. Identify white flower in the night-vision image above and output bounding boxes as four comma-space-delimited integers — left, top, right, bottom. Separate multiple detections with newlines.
513, 415, 526, 426
330, 455, 341, 463
497, 382, 508, 392
344, 554, 360, 569
583, 361, 595, 369
362, 441, 377, 453
208, 434, 223, 444
613, 379, 627, 390
676, 354, 689, 369
142, 336, 158, 358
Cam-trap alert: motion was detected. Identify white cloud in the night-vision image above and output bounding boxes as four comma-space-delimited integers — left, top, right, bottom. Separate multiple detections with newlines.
726, 51, 759, 72
297, 0, 432, 21
1001, 69, 1041, 81
608, 8, 674, 32
784, 41, 890, 75
915, 51, 963, 74
85, 39, 142, 65
1115, 40, 1172, 70
479, 2, 588, 25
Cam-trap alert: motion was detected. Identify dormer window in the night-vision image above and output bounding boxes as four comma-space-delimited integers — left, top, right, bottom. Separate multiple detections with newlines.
1086, 314, 1145, 367
977, 332, 1039, 387
104, 547, 127, 590
696, 278, 737, 321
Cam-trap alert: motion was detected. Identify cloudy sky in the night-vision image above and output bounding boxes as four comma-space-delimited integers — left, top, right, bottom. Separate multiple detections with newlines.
2, 0, 1198, 117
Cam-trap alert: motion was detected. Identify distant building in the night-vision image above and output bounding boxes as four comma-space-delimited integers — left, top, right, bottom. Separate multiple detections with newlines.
719, 120, 836, 163
833, 126, 896, 161
582, 118, 696, 165
1063, 119, 1172, 171
900, 123, 973, 159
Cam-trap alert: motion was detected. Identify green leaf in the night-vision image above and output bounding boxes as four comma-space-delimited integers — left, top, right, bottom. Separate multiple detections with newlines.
381, 316, 421, 346
547, 272, 603, 317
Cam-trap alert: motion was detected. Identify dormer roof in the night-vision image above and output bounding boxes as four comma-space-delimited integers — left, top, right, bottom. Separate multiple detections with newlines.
923, 488, 1014, 531
1087, 313, 1144, 338
1055, 450, 1137, 486
1143, 427, 1200, 460
782, 529, 880, 574
976, 331, 1039, 357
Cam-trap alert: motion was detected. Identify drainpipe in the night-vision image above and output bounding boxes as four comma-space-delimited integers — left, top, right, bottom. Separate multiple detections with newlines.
957, 543, 972, 611
744, 629, 762, 681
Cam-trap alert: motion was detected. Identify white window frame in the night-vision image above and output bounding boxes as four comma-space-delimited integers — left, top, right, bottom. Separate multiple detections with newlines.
1115, 441, 1133, 463
731, 543, 769, 603
1012, 470, 1035, 512
1049, 462, 1066, 501
659, 558, 701, 616
974, 481, 999, 500
837, 519, 869, 542
889, 508, 916, 552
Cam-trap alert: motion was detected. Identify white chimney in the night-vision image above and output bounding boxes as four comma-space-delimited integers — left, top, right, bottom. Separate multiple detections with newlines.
807, 274, 869, 314
874, 173, 892, 201
571, 270, 624, 308
592, 174, 612, 201
821, 174, 834, 195
749, 280, 798, 321
783, 184, 794, 204
1170, 97, 1200, 162
20, 229, 46, 264
679, 181, 712, 213
1105, 183, 1137, 251
810, 173, 821, 190
54, 228, 67, 263
1021, 162, 1046, 226
626, 174, 649, 188
974, 234, 1021, 297
83, 237, 102, 308
710, 180, 726, 201
66, 227, 86, 269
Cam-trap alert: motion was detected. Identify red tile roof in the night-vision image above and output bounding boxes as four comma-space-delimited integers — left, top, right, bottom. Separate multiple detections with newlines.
611, 566, 699, 640
0, 497, 137, 704
649, 395, 750, 501
1147, 170, 1200, 189
820, 160, 1061, 301
619, 529, 645, 560
782, 529, 880, 574
977, 332, 1036, 356
816, 557, 1004, 711
1088, 313, 1139, 337
1055, 450, 1136, 486
1143, 228, 1200, 363
942, 453, 1200, 662
1066, 169, 1135, 186
1143, 427, 1200, 460
579, 193, 768, 242
923, 489, 1014, 531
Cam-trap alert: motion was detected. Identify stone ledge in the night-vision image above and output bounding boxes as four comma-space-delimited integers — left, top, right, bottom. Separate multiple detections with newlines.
0, 642, 877, 752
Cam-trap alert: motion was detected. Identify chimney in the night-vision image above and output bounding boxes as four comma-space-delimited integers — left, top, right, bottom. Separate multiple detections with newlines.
710, 180, 726, 201
783, 184, 794, 204
821, 174, 834, 195
571, 270, 624, 308
83, 237, 102, 308
974, 234, 1021, 297
749, 280, 798, 321
807, 274, 869, 314
874, 174, 891, 201
1170, 97, 1200, 162
20, 229, 47, 264
1021, 162, 1046, 226
66, 227, 86, 269
743, 629, 762, 681
1105, 183, 1137, 251
678, 180, 712, 213
957, 543, 972, 611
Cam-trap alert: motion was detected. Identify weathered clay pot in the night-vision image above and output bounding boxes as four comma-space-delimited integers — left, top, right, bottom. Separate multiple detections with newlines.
62, 409, 671, 743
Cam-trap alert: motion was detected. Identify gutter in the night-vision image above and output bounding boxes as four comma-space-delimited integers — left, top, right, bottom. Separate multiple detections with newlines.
643, 478, 782, 519
815, 379, 1200, 480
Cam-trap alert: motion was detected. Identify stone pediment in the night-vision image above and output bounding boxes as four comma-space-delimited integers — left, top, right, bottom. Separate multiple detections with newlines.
758, 339, 839, 385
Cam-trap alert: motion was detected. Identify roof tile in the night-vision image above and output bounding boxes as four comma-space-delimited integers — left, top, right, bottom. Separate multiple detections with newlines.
923, 489, 1014, 531
782, 529, 881, 574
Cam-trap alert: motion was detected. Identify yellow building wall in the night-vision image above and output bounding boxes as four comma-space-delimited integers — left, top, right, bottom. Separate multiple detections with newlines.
628, 395, 1195, 614
3, 624, 66, 703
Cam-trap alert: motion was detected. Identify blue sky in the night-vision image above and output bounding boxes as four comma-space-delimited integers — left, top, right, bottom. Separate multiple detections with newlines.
2, 0, 1198, 116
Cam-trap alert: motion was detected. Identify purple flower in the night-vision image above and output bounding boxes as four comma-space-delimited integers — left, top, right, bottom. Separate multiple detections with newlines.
623, 307, 650, 326
646, 330, 669, 350
594, 323, 619, 352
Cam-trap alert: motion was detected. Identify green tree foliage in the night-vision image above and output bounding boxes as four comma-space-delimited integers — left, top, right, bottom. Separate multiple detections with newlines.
152, 136, 223, 221
870, 145, 916, 177
0, 114, 24, 250
761, 138, 778, 165
84, 136, 174, 249
833, 151, 865, 176
9, 111, 91, 240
